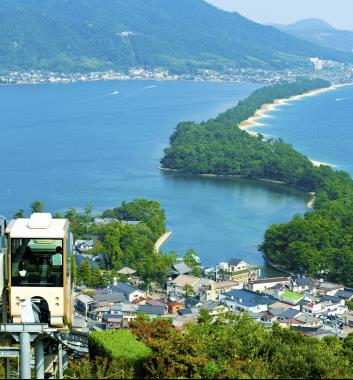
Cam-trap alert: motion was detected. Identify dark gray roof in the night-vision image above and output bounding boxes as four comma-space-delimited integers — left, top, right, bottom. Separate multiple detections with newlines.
294, 277, 314, 287
178, 308, 193, 316
322, 295, 342, 304
172, 262, 192, 275
298, 299, 311, 306
93, 293, 126, 303
112, 282, 142, 295
224, 289, 276, 308
228, 258, 243, 266
138, 305, 164, 315
185, 298, 199, 308
201, 301, 219, 311
282, 308, 301, 319
336, 290, 353, 299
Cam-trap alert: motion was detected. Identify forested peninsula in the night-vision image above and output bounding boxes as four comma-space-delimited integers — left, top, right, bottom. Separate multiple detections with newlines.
161, 78, 353, 286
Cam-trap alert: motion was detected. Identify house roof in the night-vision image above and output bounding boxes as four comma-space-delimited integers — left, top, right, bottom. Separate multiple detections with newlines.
112, 282, 142, 295
298, 299, 311, 306
138, 305, 164, 315
172, 262, 192, 275
178, 308, 193, 316
185, 298, 200, 307
103, 314, 123, 322
228, 258, 243, 266
281, 290, 304, 304
171, 275, 201, 287
76, 294, 96, 305
321, 295, 342, 304
336, 290, 353, 299
294, 277, 314, 287
93, 293, 126, 303
282, 308, 301, 319
111, 303, 138, 313
213, 281, 238, 289
317, 282, 343, 290
147, 299, 166, 307
223, 289, 276, 308
295, 313, 320, 324
168, 301, 184, 308
116, 267, 137, 275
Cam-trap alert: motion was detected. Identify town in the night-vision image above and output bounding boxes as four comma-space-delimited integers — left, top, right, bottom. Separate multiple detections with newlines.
73, 225, 353, 340
1, 58, 353, 86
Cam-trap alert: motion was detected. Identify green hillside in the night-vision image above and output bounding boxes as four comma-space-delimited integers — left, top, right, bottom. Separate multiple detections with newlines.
0, 0, 352, 73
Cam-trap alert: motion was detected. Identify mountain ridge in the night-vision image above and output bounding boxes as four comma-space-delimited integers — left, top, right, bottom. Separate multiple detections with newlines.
0, 0, 352, 73
274, 18, 353, 53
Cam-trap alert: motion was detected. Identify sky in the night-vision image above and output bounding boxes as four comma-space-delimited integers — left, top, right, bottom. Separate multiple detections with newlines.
206, 0, 353, 30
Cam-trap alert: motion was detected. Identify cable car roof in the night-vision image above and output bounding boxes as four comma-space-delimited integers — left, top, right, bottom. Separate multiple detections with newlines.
6, 213, 68, 239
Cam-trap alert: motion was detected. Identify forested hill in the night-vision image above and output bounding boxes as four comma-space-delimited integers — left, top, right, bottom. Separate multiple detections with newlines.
161, 78, 353, 287
1, 0, 353, 73
161, 78, 332, 189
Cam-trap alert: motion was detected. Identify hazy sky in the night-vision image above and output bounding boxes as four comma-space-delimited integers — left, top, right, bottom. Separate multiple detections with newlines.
206, 0, 353, 30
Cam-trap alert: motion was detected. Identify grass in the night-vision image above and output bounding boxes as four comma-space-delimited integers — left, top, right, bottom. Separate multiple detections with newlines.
282, 290, 303, 303
89, 330, 151, 362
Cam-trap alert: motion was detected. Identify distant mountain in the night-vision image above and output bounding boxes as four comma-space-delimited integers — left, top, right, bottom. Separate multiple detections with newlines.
275, 18, 334, 31
274, 18, 353, 53
0, 0, 352, 73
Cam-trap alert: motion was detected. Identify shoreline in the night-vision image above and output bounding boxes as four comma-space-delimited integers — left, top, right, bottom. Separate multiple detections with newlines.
155, 231, 172, 253
158, 166, 310, 193
238, 83, 353, 168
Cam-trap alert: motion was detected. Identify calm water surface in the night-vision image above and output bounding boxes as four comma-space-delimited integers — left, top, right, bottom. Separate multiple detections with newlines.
0, 80, 309, 273
250, 85, 353, 175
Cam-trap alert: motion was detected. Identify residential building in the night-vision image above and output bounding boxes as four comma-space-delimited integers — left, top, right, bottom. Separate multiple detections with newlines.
111, 282, 145, 303
167, 275, 215, 298
249, 277, 290, 292
168, 301, 184, 315
76, 294, 96, 318
291, 277, 316, 293
200, 280, 240, 301
219, 289, 276, 314
170, 262, 193, 279
216, 259, 260, 283
316, 281, 344, 296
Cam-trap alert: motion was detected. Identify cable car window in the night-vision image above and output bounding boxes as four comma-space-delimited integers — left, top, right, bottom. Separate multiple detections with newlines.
11, 238, 64, 287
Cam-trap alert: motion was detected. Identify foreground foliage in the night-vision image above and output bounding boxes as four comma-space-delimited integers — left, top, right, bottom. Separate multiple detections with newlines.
70, 314, 353, 379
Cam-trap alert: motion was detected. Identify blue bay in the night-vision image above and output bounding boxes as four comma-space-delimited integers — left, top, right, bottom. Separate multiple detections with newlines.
0, 80, 310, 273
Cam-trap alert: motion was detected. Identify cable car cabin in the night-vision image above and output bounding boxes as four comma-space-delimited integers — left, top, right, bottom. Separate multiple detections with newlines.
5, 213, 73, 328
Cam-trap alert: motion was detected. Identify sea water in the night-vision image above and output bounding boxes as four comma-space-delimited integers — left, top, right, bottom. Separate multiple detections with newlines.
0, 80, 309, 272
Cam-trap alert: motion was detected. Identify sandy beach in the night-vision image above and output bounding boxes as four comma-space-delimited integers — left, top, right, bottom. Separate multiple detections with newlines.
238, 84, 342, 167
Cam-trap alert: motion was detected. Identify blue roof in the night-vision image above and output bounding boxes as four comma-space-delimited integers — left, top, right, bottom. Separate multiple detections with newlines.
282, 308, 301, 319
294, 277, 314, 286
178, 308, 193, 316
322, 295, 342, 304
112, 282, 141, 295
138, 305, 164, 315
336, 290, 353, 299
223, 289, 276, 308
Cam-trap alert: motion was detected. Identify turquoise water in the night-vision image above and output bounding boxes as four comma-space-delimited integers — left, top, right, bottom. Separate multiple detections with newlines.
250, 85, 353, 175
0, 80, 309, 272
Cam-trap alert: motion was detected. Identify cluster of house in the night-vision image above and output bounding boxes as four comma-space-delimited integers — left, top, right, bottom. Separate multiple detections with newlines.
73, 258, 353, 338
